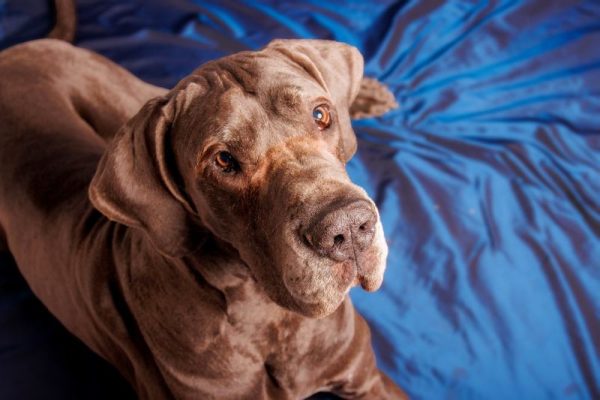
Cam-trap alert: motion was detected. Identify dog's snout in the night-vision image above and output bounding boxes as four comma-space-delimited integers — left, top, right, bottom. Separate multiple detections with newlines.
303, 201, 377, 262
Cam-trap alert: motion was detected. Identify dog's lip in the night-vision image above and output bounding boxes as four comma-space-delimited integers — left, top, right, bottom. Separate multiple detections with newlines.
355, 270, 384, 292
358, 275, 378, 291
354, 258, 372, 291
344, 276, 360, 294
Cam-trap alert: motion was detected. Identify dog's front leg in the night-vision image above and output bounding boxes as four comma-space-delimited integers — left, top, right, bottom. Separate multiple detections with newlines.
324, 311, 409, 400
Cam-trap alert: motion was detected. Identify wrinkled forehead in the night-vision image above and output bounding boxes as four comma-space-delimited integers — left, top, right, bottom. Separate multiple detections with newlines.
182, 53, 331, 161
226, 52, 331, 115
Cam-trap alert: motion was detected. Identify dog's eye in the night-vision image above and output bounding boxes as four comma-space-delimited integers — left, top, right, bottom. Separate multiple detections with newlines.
215, 151, 239, 173
312, 105, 331, 130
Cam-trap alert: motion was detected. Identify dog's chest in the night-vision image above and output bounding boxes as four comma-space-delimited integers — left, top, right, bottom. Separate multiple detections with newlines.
129, 253, 351, 398
190, 279, 343, 396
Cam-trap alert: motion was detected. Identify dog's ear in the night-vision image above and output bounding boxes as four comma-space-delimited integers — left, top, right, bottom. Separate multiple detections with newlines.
349, 77, 398, 120
89, 96, 203, 258
266, 39, 397, 159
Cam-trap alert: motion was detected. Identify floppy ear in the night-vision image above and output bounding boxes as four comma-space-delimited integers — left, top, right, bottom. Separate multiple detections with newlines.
266, 39, 397, 159
349, 77, 398, 119
89, 96, 203, 257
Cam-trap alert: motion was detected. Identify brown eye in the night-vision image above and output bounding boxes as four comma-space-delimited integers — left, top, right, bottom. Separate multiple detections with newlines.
215, 151, 239, 173
312, 105, 331, 130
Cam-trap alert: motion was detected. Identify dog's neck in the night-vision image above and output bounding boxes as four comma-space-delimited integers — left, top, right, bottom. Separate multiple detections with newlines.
183, 235, 258, 296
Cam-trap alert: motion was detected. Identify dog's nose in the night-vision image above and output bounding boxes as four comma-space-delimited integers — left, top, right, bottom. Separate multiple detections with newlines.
303, 200, 377, 262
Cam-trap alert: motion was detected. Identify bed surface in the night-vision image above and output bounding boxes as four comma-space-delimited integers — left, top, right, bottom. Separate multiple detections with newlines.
1, 1, 599, 399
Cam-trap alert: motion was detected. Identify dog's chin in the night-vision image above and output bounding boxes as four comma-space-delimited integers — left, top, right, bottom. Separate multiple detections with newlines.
285, 264, 385, 319
278, 227, 388, 318
288, 289, 348, 319
282, 260, 358, 318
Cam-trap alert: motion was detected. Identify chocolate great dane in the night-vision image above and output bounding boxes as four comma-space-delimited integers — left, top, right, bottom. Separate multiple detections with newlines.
0, 30, 405, 399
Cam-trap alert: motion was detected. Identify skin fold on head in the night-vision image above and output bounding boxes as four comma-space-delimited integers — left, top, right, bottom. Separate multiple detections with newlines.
89, 39, 398, 318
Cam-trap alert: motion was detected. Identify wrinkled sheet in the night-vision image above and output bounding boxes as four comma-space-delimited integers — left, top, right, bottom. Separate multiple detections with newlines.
1, 1, 599, 399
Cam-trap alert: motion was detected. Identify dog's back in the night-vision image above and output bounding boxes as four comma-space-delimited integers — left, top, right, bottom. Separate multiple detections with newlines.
0, 38, 177, 398
0, 39, 164, 243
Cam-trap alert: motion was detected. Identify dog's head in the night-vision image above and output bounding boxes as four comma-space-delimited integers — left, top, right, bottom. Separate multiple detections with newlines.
90, 39, 397, 318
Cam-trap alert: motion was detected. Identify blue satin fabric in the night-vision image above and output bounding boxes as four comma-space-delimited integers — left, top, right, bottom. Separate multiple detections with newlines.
1, 1, 599, 399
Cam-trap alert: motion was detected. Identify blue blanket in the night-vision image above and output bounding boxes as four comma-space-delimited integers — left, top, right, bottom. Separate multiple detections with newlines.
1, 1, 599, 399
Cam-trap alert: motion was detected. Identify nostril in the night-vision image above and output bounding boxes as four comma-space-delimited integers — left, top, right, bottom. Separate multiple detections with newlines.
302, 233, 313, 248
351, 211, 377, 252
358, 219, 375, 234
301, 200, 376, 262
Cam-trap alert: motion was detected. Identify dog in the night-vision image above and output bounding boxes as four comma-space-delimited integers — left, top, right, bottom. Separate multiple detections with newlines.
0, 9, 405, 400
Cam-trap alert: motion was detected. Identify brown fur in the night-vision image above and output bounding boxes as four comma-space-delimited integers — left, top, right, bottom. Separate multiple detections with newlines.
0, 38, 406, 399
48, 0, 77, 42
